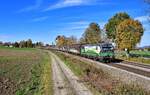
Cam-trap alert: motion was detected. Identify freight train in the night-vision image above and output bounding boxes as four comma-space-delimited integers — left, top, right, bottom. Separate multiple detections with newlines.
57, 43, 115, 62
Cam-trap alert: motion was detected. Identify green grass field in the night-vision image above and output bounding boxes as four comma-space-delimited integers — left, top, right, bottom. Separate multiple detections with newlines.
0, 46, 35, 50
0, 47, 53, 95
115, 50, 150, 64
130, 50, 150, 56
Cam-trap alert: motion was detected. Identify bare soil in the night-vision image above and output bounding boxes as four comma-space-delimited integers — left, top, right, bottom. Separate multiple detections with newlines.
0, 76, 16, 95
0, 48, 52, 95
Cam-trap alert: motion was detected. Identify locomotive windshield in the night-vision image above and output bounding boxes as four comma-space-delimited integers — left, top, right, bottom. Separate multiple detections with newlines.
101, 44, 114, 51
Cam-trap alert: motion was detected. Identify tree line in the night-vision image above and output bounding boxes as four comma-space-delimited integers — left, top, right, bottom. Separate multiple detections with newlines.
56, 12, 144, 51
0, 39, 44, 48
55, 36, 77, 48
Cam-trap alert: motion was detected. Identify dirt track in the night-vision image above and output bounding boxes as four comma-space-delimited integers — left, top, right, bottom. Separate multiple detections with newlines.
49, 51, 93, 95
51, 53, 74, 95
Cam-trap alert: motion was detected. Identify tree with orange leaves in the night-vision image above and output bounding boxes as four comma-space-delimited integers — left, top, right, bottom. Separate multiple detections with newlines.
116, 19, 144, 50
56, 35, 66, 48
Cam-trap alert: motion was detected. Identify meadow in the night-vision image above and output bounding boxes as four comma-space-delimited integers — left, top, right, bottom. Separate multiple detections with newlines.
115, 50, 150, 64
130, 50, 150, 57
0, 47, 53, 95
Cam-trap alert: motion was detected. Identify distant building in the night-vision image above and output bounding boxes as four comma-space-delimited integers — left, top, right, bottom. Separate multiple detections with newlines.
9, 45, 13, 48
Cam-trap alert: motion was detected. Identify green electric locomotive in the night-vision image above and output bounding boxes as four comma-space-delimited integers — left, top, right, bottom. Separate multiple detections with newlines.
80, 43, 115, 62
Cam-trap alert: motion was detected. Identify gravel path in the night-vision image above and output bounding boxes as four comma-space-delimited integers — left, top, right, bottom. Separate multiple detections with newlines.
49, 51, 93, 95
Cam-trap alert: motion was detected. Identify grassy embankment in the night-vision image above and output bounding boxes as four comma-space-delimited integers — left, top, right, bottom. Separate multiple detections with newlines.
115, 50, 150, 64
0, 46, 53, 95
53, 50, 150, 95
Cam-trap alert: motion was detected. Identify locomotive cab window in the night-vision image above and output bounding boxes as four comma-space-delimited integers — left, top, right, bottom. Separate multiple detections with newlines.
96, 46, 98, 50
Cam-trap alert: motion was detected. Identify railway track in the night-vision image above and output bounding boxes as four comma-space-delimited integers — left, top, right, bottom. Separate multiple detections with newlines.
108, 59, 150, 77
99, 60, 150, 78
109, 63, 150, 77
122, 60, 150, 69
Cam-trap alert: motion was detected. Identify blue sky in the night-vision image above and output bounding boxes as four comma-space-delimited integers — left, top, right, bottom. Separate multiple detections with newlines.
0, 0, 149, 47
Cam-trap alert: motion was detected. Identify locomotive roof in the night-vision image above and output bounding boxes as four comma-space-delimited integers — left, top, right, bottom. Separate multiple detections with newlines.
81, 43, 112, 46
60, 42, 113, 47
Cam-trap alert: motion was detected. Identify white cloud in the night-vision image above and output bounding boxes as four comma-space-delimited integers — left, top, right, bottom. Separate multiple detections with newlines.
98, 22, 106, 28
44, 0, 97, 11
60, 21, 90, 31
57, 20, 106, 31
17, 0, 43, 13
140, 27, 150, 47
50, 20, 106, 34
135, 16, 149, 23
49, 21, 89, 35
67, 25, 88, 30
31, 16, 49, 22
66, 20, 90, 25
0, 35, 11, 39
136, 16, 150, 47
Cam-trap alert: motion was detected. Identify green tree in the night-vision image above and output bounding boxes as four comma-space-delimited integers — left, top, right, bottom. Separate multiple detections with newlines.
80, 22, 101, 44
116, 19, 144, 50
0, 41, 3, 46
105, 12, 130, 41
35, 42, 44, 47
13, 42, 19, 48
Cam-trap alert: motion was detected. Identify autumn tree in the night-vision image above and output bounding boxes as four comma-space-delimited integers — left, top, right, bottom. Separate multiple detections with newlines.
66, 36, 77, 46
56, 35, 77, 47
27, 39, 32, 48
105, 12, 130, 41
56, 35, 66, 47
79, 37, 86, 44
116, 19, 144, 50
19, 40, 27, 48
80, 22, 101, 44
